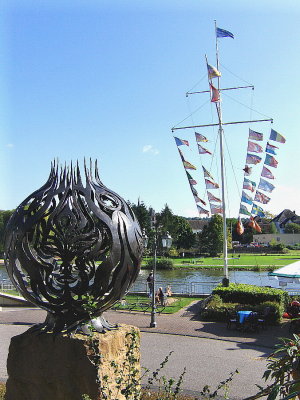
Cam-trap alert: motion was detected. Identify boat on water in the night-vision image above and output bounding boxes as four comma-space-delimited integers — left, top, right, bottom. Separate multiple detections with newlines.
172, 23, 286, 286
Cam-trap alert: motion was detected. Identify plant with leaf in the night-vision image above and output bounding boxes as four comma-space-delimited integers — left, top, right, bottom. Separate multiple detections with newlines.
256, 334, 300, 400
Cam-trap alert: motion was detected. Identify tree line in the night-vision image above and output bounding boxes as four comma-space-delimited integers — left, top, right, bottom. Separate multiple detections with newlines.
0, 210, 14, 254
0, 205, 298, 258
128, 201, 227, 257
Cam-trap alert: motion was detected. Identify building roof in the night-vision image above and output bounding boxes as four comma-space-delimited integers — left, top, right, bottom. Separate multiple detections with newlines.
186, 219, 209, 231
271, 209, 300, 226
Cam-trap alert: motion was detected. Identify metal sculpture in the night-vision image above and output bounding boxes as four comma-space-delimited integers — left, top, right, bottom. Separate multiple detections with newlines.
4, 160, 143, 333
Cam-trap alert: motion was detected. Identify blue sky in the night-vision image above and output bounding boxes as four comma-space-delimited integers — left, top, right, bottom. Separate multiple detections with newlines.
1, 0, 299, 218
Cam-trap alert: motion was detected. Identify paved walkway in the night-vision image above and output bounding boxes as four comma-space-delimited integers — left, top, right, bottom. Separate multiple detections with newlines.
108, 300, 291, 349
0, 296, 295, 400
0, 300, 293, 386
1, 300, 292, 345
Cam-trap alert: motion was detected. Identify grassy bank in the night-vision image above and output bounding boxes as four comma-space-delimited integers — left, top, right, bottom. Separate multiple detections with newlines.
142, 253, 300, 271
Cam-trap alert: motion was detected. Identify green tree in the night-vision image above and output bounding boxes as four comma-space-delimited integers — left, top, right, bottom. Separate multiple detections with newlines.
156, 204, 174, 233
269, 221, 277, 234
284, 223, 300, 234
241, 223, 254, 244
129, 200, 151, 232
171, 215, 195, 249
0, 210, 14, 253
200, 214, 223, 256
226, 218, 237, 243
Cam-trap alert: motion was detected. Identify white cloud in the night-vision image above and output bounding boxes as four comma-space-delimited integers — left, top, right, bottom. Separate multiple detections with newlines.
6, 143, 14, 148
142, 144, 159, 155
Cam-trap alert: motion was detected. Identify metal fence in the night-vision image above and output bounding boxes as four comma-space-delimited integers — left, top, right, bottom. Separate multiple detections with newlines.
2, 278, 300, 297
129, 280, 221, 296
0, 282, 15, 291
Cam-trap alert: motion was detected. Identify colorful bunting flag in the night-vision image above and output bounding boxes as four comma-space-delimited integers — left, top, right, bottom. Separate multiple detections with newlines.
254, 190, 271, 204
236, 217, 244, 235
258, 178, 275, 193
207, 63, 221, 79
265, 154, 278, 168
207, 191, 222, 203
198, 143, 212, 155
194, 195, 206, 206
210, 83, 220, 103
195, 132, 208, 142
246, 153, 262, 165
177, 148, 185, 161
251, 203, 265, 217
261, 166, 274, 180
247, 141, 263, 153
249, 129, 263, 141
216, 27, 234, 39
239, 204, 251, 216
270, 129, 286, 144
211, 205, 223, 214
243, 178, 256, 192
243, 165, 252, 176
183, 160, 197, 170
205, 179, 219, 189
174, 137, 189, 147
202, 166, 214, 179
197, 205, 209, 216
186, 171, 197, 185
190, 186, 198, 196
241, 190, 253, 205
266, 142, 278, 155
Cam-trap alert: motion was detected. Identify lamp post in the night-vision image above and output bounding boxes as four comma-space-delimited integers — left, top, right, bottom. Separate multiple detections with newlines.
142, 229, 149, 251
150, 231, 172, 328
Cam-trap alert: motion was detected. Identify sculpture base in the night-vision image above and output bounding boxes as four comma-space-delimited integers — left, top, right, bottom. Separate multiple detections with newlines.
5, 324, 140, 400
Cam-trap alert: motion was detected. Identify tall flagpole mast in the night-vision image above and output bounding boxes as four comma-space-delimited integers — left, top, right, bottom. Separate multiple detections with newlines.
214, 20, 229, 286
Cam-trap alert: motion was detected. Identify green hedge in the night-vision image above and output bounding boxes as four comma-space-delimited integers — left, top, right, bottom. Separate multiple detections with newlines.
200, 295, 283, 324
212, 283, 289, 306
145, 258, 174, 270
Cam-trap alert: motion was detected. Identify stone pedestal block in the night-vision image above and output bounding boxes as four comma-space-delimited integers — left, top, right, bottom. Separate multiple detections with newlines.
5, 324, 140, 400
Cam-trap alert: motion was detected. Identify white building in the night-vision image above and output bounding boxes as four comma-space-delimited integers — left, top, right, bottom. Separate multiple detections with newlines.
253, 233, 300, 246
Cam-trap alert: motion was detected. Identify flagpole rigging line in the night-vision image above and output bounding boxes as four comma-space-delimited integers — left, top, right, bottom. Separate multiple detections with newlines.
185, 72, 209, 95
172, 118, 273, 131
214, 19, 229, 283
219, 62, 254, 87
186, 85, 254, 96
171, 99, 211, 130
222, 91, 272, 120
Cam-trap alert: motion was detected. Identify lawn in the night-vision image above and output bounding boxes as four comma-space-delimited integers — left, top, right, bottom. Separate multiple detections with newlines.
142, 253, 300, 271
113, 295, 199, 314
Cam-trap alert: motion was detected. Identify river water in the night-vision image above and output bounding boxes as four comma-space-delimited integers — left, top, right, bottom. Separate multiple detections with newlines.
0, 265, 279, 295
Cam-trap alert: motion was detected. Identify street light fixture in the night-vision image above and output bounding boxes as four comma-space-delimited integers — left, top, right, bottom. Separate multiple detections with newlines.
150, 231, 172, 328
142, 230, 149, 250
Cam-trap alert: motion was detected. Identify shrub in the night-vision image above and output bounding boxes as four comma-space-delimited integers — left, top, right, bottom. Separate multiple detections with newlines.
145, 258, 174, 270
287, 244, 300, 250
269, 241, 288, 254
200, 295, 282, 324
212, 283, 289, 307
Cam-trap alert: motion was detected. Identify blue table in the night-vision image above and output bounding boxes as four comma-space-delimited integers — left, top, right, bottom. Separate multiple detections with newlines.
237, 311, 252, 324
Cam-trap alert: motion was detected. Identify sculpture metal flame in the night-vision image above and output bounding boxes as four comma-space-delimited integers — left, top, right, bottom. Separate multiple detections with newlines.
4, 160, 143, 333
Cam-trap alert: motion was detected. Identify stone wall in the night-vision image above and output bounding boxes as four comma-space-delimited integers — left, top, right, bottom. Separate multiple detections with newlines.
5, 324, 140, 400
